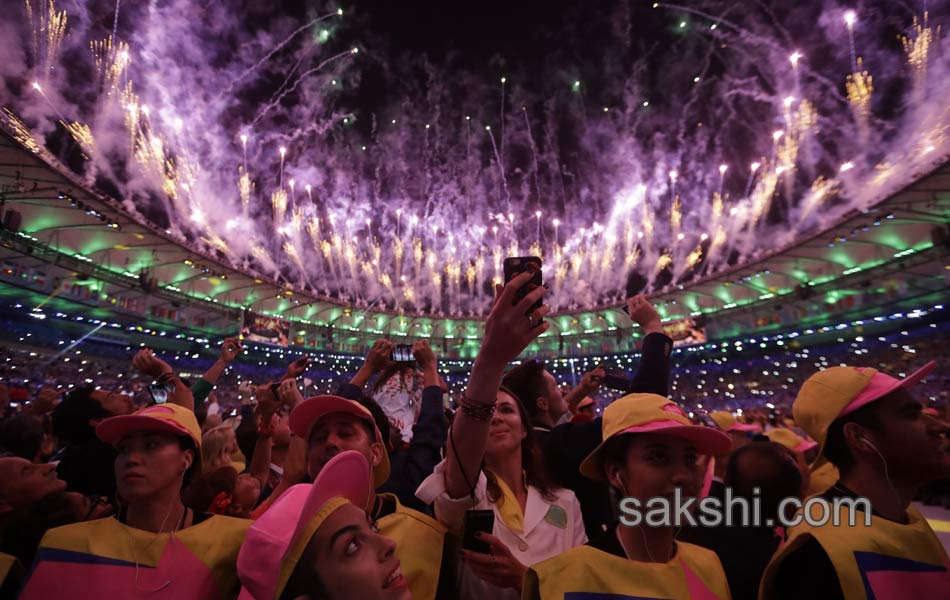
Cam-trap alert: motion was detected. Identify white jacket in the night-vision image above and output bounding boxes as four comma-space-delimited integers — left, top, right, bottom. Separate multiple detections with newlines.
416, 458, 587, 600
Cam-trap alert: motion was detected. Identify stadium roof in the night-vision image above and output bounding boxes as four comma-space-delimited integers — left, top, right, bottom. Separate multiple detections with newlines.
1, 125, 947, 355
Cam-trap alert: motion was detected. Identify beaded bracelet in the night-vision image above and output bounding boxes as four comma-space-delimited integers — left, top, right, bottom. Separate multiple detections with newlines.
459, 392, 496, 421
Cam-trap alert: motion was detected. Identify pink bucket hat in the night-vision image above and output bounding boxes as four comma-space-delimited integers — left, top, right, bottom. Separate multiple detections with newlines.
237, 450, 373, 599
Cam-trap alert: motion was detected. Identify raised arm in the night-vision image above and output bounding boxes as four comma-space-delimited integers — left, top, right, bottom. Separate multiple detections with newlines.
248, 383, 279, 485
624, 294, 672, 396
444, 271, 550, 500
563, 365, 605, 412
280, 356, 311, 383
132, 348, 195, 412
348, 339, 395, 390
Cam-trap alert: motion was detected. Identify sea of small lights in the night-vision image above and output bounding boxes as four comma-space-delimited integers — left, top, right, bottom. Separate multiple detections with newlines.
3, 297, 945, 417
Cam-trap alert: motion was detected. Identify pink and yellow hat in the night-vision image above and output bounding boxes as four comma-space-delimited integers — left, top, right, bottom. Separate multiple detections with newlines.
793, 360, 936, 470
96, 403, 202, 449
237, 450, 373, 599
289, 395, 391, 487
765, 428, 818, 454
710, 410, 761, 433
580, 393, 731, 480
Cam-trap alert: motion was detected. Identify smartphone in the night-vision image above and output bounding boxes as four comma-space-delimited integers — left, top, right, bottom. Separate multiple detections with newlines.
391, 344, 414, 364
503, 256, 543, 312
462, 509, 495, 554
601, 368, 630, 392
148, 383, 174, 404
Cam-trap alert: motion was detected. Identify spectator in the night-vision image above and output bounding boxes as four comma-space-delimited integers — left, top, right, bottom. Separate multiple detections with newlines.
338, 339, 448, 512
20, 403, 250, 599
761, 360, 950, 599
681, 441, 802, 600
202, 423, 240, 474
0, 413, 54, 462
417, 271, 586, 599
523, 393, 733, 598
237, 451, 409, 600
51, 386, 133, 498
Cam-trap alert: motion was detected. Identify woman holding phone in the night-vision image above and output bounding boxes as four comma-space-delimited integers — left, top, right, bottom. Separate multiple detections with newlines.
416, 269, 587, 600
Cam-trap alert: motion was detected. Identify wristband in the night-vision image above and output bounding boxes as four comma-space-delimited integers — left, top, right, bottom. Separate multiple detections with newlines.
459, 391, 496, 421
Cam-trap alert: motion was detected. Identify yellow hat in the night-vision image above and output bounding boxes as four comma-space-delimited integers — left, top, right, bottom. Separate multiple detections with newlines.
710, 410, 761, 433
96, 403, 202, 449
765, 428, 818, 453
579, 394, 731, 480
793, 361, 935, 470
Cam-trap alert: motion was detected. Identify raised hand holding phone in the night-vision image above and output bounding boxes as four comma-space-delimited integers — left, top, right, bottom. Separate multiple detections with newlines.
503, 256, 543, 312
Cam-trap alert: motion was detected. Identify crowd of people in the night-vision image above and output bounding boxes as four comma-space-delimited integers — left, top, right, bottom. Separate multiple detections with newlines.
0, 273, 948, 599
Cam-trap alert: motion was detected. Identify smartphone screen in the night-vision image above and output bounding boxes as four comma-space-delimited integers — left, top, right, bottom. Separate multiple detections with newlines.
503, 256, 543, 312
391, 344, 414, 363
148, 383, 172, 404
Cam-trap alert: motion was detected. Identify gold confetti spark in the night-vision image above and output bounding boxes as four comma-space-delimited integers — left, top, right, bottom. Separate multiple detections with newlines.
271, 188, 288, 228
91, 36, 131, 96
670, 196, 682, 230
2, 109, 40, 153
60, 120, 95, 158
901, 13, 936, 96
846, 58, 873, 142
238, 170, 252, 211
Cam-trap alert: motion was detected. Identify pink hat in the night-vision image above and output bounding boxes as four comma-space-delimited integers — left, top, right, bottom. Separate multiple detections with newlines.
576, 397, 595, 410
237, 451, 372, 599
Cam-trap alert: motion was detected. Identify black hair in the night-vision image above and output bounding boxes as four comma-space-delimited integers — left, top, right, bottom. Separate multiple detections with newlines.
0, 413, 49, 461
502, 359, 548, 425
601, 433, 638, 494
179, 436, 200, 489
52, 387, 105, 444
725, 441, 803, 524
356, 395, 392, 448
822, 401, 884, 475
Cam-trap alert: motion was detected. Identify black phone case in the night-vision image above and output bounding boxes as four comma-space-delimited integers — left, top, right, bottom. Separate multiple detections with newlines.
503, 257, 543, 312
601, 371, 630, 391
462, 509, 495, 554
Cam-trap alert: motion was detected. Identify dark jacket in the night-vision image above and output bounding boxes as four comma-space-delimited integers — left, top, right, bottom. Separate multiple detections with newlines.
541, 332, 674, 538
336, 383, 447, 512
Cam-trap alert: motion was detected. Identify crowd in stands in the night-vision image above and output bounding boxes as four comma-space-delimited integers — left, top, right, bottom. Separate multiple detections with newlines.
0, 275, 948, 599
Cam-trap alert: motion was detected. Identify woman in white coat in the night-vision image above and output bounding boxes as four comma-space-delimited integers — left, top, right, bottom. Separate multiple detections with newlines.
416, 270, 586, 599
